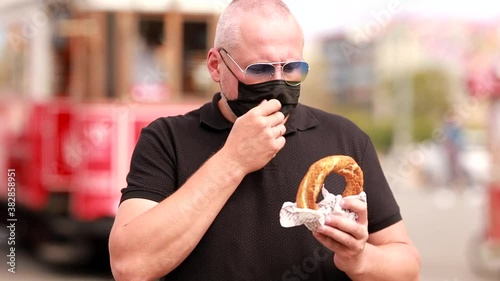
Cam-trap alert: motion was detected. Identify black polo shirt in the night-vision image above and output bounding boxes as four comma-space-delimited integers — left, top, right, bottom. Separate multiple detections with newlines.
122, 93, 401, 281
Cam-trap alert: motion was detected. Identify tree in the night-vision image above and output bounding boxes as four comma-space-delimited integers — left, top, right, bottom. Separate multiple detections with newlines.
411, 68, 451, 142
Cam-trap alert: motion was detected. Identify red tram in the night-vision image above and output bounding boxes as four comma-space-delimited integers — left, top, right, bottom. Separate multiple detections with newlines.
0, 0, 220, 264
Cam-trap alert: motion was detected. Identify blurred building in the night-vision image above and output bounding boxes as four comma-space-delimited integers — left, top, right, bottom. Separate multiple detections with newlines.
319, 15, 500, 127
322, 34, 376, 109
0, 0, 222, 102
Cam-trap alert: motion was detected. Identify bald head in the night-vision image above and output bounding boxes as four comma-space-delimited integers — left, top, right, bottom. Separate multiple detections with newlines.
214, 0, 304, 50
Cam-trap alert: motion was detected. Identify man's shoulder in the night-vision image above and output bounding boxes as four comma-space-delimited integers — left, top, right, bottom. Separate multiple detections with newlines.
299, 104, 365, 132
145, 106, 203, 131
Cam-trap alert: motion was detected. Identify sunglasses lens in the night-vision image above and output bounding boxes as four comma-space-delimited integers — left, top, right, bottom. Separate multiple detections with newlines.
244, 61, 309, 85
283, 61, 309, 85
246, 64, 275, 77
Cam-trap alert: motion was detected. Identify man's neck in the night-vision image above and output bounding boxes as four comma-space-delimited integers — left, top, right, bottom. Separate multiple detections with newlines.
218, 92, 238, 123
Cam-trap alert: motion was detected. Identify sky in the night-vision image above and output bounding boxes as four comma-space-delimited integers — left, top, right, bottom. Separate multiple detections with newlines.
0, 0, 499, 46
285, 0, 500, 39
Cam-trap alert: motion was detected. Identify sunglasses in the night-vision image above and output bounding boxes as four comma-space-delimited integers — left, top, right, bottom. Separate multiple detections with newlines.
218, 48, 309, 86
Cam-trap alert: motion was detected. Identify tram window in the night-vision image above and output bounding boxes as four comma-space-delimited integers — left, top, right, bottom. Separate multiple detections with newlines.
0, 26, 28, 96
139, 18, 164, 47
183, 21, 211, 96
52, 5, 72, 97
132, 17, 167, 102
183, 22, 206, 51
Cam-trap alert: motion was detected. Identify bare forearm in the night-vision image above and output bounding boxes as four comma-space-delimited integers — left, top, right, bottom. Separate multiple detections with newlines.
348, 242, 421, 281
110, 152, 245, 280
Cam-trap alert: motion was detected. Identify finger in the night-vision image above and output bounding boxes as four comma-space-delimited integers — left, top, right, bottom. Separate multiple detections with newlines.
272, 126, 282, 138
313, 230, 347, 253
275, 124, 286, 137
340, 198, 368, 225
275, 135, 286, 150
317, 224, 366, 255
324, 215, 367, 241
270, 111, 285, 127
318, 219, 359, 247
252, 99, 283, 117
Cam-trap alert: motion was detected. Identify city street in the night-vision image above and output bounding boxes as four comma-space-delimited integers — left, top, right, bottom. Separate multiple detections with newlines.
0, 186, 498, 281
0, 249, 113, 281
394, 186, 497, 281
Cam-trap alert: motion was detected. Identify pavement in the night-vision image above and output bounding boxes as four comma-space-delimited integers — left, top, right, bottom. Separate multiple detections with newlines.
393, 185, 498, 281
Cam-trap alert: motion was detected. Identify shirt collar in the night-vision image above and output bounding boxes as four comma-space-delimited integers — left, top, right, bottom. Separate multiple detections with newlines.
200, 93, 319, 134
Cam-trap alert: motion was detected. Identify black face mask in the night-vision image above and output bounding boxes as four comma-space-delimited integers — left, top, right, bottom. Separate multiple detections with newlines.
225, 80, 300, 117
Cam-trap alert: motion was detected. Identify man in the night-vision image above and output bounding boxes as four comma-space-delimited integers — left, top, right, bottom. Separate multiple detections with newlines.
108, 1, 421, 280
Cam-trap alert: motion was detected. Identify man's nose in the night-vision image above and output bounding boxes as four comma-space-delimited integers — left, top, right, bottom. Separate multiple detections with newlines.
271, 65, 283, 80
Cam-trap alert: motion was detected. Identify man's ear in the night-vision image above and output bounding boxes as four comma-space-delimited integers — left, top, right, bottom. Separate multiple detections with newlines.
206, 48, 221, 83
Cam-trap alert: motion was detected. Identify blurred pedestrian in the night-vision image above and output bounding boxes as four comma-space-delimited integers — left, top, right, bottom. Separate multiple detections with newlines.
442, 115, 472, 189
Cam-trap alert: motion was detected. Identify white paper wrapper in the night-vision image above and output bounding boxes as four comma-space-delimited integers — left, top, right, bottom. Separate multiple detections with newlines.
279, 187, 367, 231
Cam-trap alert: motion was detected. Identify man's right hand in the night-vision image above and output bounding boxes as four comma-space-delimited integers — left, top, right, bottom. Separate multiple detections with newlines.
220, 99, 286, 174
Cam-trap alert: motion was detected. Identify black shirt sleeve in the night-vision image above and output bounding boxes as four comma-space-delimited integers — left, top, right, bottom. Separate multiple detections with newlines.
360, 135, 402, 233
120, 118, 176, 204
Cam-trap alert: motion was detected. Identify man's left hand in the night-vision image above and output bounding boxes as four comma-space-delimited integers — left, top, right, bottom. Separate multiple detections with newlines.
312, 197, 369, 274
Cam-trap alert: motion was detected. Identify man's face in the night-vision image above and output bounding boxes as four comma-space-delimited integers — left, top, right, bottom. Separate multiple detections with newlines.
218, 13, 305, 100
